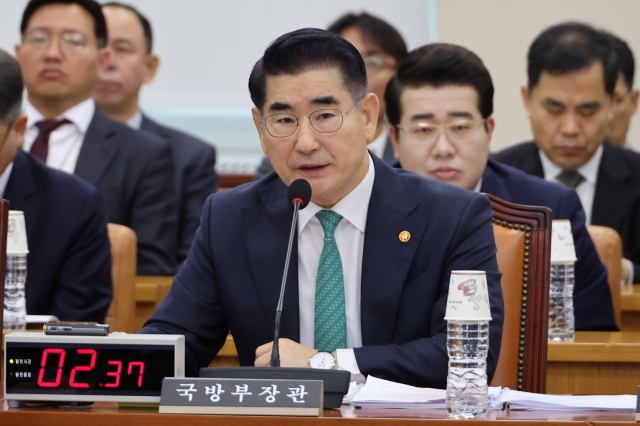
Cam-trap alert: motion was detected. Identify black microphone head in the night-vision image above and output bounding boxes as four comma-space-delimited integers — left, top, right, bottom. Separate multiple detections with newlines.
287, 179, 312, 210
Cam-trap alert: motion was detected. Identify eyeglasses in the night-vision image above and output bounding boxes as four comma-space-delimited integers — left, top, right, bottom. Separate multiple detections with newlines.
363, 56, 395, 73
262, 104, 359, 138
22, 30, 88, 54
397, 119, 486, 144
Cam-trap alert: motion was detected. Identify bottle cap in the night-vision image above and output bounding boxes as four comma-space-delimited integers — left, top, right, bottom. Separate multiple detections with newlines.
551, 219, 577, 263
7, 211, 29, 255
444, 270, 492, 321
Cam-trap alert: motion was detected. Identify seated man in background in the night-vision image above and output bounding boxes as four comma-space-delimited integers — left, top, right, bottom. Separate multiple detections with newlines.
493, 22, 640, 284
94, 2, 218, 269
16, 0, 178, 275
386, 43, 617, 330
142, 29, 504, 386
0, 48, 112, 322
254, 12, 406, 179
606, 32, 638, 150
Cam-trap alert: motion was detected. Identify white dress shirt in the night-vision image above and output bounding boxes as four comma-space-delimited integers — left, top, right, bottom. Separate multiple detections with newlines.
539, 145, 603, 225
22, 98, 95, 174
297, 154, 374, 383
367, 123, 389, 159
126, 110, 143, 130
0, 163, 14, 198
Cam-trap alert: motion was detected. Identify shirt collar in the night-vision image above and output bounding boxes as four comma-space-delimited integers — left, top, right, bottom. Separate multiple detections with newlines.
539, 144, 603, 185
298, 153, 375, 235
25, 98, 95, 135
473, 177, 483, 193
0, 163, 14, 199
367, 122, 389, 158
126, 110, 143, 130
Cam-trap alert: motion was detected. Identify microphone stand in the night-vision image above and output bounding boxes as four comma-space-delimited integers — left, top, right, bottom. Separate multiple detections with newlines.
270, 199, 301, 367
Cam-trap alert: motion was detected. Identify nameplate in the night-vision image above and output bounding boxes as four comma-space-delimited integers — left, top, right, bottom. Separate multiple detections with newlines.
159, 377, 323, 416
636, 385, 639, 421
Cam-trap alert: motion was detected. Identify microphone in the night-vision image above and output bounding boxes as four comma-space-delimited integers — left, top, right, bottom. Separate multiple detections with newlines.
271, 179, 312, 367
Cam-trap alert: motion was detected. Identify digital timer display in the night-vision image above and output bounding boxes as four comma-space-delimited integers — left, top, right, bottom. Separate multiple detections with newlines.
5, 342, 176, 397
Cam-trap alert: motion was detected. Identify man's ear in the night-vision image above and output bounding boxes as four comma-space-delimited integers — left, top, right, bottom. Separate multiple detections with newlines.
521, 85, 532, 118
485, 117, 496, 143
251, 107, 267, 153
630, 89, 640, 116
13, 113, 28, 137
360, 92, 380, 143
143, 54, 159, 84
388, 125, 400, 159
98, 47, 110, 71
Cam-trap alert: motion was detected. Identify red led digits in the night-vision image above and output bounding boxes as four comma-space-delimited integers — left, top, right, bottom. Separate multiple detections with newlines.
69, 349, 97, 388
128, 362, 145, 387
104, 361, 122, 388
37, 348, 65, 388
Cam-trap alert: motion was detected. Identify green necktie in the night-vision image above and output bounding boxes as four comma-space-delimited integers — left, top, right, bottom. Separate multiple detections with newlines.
314, 210, 347, 352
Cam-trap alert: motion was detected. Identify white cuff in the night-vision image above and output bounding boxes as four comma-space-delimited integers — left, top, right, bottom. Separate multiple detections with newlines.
625, 258, 635, 285
336, 349, 365, 384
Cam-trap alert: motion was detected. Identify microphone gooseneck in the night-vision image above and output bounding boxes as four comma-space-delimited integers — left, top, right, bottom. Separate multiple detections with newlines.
271, 179, 312, 367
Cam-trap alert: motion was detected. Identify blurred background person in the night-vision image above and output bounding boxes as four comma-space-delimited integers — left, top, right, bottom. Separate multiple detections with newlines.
94, 2, 217, 269
606, 32, 638, 149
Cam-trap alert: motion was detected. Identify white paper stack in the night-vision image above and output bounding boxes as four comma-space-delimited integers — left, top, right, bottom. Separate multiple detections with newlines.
349, 376, 501, 409
490, 389, 636, 411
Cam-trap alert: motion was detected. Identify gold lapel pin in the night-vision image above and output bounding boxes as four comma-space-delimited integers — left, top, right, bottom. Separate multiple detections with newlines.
399, 230, 411, 243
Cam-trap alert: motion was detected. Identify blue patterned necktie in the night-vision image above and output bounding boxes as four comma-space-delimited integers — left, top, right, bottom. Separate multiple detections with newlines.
314, 210, 347, 352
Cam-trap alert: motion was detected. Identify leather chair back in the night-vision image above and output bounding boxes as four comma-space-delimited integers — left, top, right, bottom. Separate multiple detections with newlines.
586, 225, 622, 329
486, 194, 551, 393
105, 223, 136, 333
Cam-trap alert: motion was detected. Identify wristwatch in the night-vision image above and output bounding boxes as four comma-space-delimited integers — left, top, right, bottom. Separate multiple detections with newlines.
309, 351, 336, 370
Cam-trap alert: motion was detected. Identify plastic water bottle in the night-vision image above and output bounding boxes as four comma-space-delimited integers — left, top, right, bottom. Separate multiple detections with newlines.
3, 254, 27, 331
446, 320, 489, 419
548, 262, 575, 341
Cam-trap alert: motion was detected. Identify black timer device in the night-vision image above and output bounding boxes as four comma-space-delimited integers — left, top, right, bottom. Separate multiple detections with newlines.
4, 332, 185, 404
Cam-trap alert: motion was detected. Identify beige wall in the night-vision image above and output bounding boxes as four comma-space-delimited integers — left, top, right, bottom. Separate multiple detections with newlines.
438, 0, 640, 152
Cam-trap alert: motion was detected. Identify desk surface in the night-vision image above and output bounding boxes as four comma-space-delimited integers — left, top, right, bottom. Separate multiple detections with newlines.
0, 400, 635, 426
548, 331, 640, 362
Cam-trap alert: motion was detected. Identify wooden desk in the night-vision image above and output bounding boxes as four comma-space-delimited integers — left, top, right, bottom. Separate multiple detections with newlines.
547, 331, 640, 395
0, 398, 635, 425
134, 276, 174, 331
621, 284, 640, 331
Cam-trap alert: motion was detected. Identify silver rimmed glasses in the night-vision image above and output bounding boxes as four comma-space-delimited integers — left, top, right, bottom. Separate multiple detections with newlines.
397, 119, 487, 144
262, 104, 359, 138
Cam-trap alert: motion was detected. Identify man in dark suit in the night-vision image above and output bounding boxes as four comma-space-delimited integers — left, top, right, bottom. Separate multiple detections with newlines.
0, 48, 112, 322
253, 12, 405, 179
93, 3, 217, 268
493, 23, 640, 284
141, 29, 504, 387
16, 0, 177, 275
385, 43, 616, 330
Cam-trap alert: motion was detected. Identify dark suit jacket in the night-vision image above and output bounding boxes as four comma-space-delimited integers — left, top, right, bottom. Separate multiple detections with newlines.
141, 155, 504, 387
140, 115, 217, 268
74, 110, 178, 275
254, 136, 396, 180
481, 159, 617, 330
493, 141, 640, 279
5, 150, 112, 321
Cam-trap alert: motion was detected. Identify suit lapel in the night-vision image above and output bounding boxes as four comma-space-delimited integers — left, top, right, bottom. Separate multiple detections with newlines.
4, 151, 39, 237
360, 157, 427, 346
74, 110, 118, 186
141, 114, 170, 139
242, 178, 300, 342
520, 142, 545, 178
592, 142, 631, 227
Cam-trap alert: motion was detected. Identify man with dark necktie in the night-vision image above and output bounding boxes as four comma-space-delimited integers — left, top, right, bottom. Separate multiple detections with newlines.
493, 22, 640, 285
15, 0, 178, 275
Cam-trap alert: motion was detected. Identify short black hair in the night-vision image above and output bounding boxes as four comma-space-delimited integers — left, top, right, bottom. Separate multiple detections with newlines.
527, 22, 618, 96
327, 12, 407, 62
0, 49, 24, 125
606, 32, 635, 90
102, 2, 153, 53
21, 0, 107, 48
248, 28, 367, 112
385, 43, 494, 127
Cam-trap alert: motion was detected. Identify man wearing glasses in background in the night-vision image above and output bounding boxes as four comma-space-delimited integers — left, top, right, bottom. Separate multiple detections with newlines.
15, 0, 178, 275
254, 12, 407, 179
141, 29, 503, 386
386, 43, 617, 331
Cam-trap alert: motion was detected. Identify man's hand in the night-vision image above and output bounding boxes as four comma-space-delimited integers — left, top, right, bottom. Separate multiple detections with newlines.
255, 339, 318, 368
